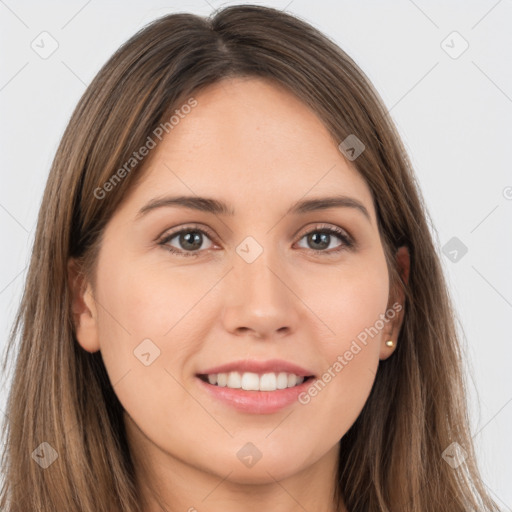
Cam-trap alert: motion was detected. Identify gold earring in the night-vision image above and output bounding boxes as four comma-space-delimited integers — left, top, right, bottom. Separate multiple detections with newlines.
385, 340, 394, 348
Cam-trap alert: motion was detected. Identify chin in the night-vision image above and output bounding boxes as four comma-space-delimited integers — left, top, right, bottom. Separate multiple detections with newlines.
219, 464, 299, 485
202, 451, 308, 485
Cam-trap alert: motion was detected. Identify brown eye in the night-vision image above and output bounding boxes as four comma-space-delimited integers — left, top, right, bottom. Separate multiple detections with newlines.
159, 226, 215, 257
296, 225, 354, 254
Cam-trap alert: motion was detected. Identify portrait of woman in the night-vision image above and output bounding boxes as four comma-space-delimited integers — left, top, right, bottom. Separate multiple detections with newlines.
0, 3, 505, 511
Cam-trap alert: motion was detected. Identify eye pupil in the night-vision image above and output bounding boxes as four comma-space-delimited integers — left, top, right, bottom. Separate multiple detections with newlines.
180, 231, 202, 250
308, 232, 330, 250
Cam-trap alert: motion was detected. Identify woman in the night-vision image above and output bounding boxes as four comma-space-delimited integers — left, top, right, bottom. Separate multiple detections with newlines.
0, 4, 501, 511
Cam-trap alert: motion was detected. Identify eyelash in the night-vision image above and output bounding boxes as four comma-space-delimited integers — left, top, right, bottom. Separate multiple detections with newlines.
158, 225, 355, 257
157, 223, 354, 258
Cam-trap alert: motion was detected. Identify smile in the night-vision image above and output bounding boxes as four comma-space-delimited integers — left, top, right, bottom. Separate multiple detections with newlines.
196, 373, 316, 414
198, 371, 310, 391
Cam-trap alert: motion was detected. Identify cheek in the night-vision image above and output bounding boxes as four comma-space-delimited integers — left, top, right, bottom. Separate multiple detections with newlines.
295, 253, 389, 435
304, 248, 390, 350
95, 249, 215, 343
92, 249, 225, 413
296, 348, 378, 456
92, 252, 211, 431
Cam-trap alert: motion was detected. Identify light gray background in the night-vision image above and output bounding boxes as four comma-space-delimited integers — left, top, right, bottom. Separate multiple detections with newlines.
1, 0, 511, 508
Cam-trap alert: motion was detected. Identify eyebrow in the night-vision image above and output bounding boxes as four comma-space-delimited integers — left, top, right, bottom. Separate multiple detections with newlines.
135, 194, 371, 222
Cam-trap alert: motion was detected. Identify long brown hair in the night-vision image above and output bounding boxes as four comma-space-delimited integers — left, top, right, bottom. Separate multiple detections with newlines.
0, 5, 501, 511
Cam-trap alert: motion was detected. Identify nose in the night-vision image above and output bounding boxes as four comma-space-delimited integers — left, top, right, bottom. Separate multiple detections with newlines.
220, 250, 301, 340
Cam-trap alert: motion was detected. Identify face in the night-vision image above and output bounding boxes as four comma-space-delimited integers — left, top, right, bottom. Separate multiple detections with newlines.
70, 76, 408, 492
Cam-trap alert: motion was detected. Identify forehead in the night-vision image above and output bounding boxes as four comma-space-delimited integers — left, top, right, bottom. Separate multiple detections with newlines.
121, 76, 376, 223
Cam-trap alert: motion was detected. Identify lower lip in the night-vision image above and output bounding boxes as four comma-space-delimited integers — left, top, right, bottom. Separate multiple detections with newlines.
196, 376, 315, 414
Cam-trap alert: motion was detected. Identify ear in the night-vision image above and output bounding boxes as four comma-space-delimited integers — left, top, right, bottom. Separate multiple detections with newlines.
67, 258, 100, 353
380, 245, 410, 360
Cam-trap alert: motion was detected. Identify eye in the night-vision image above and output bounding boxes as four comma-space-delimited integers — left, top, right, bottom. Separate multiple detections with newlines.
295, 224, 354, 255
158, 224, 215, 258
157, 223, 354, 258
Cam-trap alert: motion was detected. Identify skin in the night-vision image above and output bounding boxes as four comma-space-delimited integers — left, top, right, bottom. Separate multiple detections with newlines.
69, 76, 410, 512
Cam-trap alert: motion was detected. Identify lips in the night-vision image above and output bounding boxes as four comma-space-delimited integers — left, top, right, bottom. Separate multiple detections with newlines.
196, 358, 315, 378
196, 371, 316, 414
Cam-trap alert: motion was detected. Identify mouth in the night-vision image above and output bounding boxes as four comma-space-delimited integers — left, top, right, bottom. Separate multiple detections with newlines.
197, 371, 316, 392
195, 371, 316, 414
194, 359, 317, 413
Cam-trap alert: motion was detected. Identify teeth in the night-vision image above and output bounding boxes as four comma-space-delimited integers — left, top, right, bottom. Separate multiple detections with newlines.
204, 371, 306, 391
227, 372, 242, 389
276, 372, 288, 389
217, 373, 227, 387
241, 372, 260, 391
260, 373, 276, 391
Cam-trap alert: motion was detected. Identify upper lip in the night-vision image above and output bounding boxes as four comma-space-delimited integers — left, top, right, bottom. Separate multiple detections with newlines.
197, 359, 315, 377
